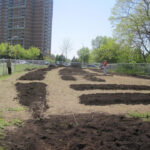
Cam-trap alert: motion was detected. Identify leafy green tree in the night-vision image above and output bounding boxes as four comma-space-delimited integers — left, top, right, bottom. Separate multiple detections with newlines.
90, 37, 120, 63
71, 57, 79, 62
77, 47, 90, 64
110, 0, 150, 61
55, 54, 66, 62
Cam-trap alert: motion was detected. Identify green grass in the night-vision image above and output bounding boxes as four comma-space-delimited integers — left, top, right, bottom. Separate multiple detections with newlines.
7, 107, 26, 112
0, 64, 47, 78
128, 111, 150, 121
0, 111, 23, 140
0, 146, 4, 150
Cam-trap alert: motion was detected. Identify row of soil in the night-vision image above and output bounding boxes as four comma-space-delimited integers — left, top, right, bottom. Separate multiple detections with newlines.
84, 75, 105, 82
80, 93, 150, 105
70, 84, 150, 91
61, 75, 76, 81
19, 66, 56, 80
16, 82, 48, 118
3, 113, 150, 150
60, 67, 106, 82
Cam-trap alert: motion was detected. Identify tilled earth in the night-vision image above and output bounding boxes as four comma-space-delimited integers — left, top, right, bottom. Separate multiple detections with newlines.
19, 67, 55, 80
84, 75, 105, 82
3, 113, 150, 150
1, 67, 150, 150
59, 67, 105, 82
16, 82, 48, 118
70, 84, 150, 91
61, 75, 76, 81
80, 93, 150, 105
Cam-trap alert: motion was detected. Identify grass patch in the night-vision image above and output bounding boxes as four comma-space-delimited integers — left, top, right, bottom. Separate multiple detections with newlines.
0, 111, 23, 140
0, 75, 10, 80
7, 107, 26, 112
0, 146, 4, 150
129, 111, 150, 121
0, 64, 47, 78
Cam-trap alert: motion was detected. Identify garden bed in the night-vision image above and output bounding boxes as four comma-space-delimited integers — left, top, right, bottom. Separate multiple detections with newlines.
80, 93, 150, 105
16, 82, 48, 118
3, 113, 150, 150
70, 84, 150, 91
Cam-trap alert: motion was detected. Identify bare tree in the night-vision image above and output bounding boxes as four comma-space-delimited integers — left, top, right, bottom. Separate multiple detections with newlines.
60, 39, 72, 60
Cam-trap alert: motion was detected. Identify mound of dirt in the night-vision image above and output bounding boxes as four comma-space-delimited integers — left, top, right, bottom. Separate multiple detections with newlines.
16, 82, 48, 118
61, 75, 76, 81
84, 75, 105, 82
3, 113, 150, 150
19, 67, 55, 80
70, 84, 150, 91
59, 67, 88, 76
80, 93, 150, 105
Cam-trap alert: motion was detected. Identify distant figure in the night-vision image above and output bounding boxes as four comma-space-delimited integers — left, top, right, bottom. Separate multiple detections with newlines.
7, 58, 12, 75
103, 60, 107, 75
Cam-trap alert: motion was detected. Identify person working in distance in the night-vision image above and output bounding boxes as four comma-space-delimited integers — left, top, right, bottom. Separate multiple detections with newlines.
103, 60, 107, 75
7, 58, 12, 75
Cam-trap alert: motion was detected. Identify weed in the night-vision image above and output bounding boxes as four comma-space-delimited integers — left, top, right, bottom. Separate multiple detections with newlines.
129, 112, 150, 121
7, 107, 26, 112
0, 146, 4, 150
10, 119, 23, 127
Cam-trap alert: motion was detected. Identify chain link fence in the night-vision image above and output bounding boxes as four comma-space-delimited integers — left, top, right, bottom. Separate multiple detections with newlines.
107, 63, 150, 76
84, 63, 150, 76
0, 59, 48, 77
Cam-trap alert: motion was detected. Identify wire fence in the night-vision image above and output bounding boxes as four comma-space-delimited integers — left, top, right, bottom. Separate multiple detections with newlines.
107, 63, 150, 76
0, 59, 48, 77
83, 63, 150, 76
1, 59, 150, 77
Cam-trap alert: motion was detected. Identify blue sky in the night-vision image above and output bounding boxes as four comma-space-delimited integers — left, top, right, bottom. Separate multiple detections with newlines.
52, 0, 116, 59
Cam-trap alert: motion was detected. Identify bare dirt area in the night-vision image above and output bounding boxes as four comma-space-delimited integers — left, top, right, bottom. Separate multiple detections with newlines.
1, 67, 150, 150
59, 67, 105, 82
70, 84, 150, 91
3, 113, 150, 150
16, 82, 48, 118
80, 93, 150, 105
61, 75, 76, 81
19, 67, 55, 81
0, 73, 31, 121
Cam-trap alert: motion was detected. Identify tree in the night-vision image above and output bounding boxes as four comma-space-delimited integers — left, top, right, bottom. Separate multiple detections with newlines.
110, 0, 150, 61
60, 39, 72, 59
71, 57, 79, 62
77, 47, 90, 64
55, 54, 66, 62
92, 36, 108, 49
90, 37, 120, 63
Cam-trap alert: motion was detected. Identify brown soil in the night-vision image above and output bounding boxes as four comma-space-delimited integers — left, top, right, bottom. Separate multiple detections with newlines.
3, 113, 150, 150
16, 82, 48, 118
61, 75, 76, 81
70, 84, 150, 91
59, 67, 88, 76
80, 93, 150, 105
84, 75, 105, 82
19, 67, 55, 80
59, 67, 105, 83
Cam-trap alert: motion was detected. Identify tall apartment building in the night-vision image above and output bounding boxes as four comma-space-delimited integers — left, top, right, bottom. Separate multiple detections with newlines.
0, 0, 53, 55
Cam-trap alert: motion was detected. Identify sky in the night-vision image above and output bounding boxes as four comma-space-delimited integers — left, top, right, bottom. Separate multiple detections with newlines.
52, 0, 116, 59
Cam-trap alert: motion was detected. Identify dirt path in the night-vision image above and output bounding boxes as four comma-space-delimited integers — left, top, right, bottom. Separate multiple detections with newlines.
43, 68, 150, 116
0, 73, 31, 121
